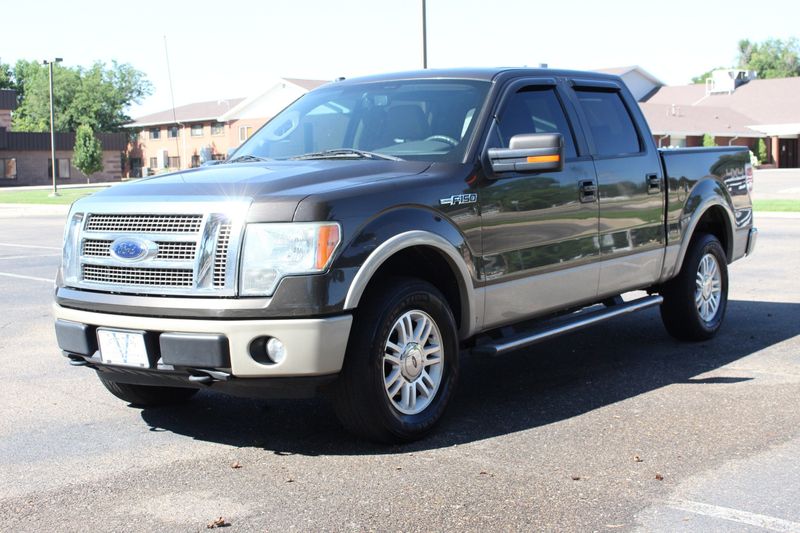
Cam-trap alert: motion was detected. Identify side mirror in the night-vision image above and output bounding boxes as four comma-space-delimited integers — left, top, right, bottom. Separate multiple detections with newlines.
487, 133, 564, 174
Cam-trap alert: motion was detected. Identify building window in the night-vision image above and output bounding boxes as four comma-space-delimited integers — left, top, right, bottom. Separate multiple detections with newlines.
168, 126, 179, 138
211, 122, 225, 136
149, 157, 157, 168
48, 158, 71, 179
167, 156, 180, 168
0, 158, 17, 179
191, 124, 204, 137
238, 125, 252, 143
212, 153, 226, 161
150, 128, 161, 140
191, 155, 200, 168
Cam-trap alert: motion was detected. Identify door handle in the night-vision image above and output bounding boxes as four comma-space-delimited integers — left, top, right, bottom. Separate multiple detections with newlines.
647, 173, 661, 194
579, 180, 597, 203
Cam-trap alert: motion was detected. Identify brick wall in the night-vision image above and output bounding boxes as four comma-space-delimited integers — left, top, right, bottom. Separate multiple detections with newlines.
0, 149, 124, 186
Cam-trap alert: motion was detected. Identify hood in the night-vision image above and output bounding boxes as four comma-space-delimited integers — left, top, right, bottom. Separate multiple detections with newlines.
77, 159, 431, 221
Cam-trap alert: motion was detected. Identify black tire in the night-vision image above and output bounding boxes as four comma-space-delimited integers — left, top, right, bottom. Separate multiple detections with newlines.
660, 233, 728, 341
98, 375, 198, 407
334, 277, 459, 443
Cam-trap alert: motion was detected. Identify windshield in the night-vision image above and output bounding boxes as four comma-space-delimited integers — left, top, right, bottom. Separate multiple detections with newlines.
233, 79, 491, 163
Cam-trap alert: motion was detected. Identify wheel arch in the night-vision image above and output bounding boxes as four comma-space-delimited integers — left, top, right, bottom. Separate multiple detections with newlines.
343, 231, 480, 340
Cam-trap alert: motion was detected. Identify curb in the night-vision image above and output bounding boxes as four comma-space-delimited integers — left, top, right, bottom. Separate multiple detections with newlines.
754, 211, 800, 219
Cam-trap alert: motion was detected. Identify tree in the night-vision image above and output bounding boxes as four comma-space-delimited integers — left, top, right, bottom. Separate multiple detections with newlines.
757, 138, 768, 164
73, 124, 104, 184
0, 61, 13, 90
703, 134, 717, 147
692, 38, 800, 83
10, 60, 151, 132
737, 38, 800, 78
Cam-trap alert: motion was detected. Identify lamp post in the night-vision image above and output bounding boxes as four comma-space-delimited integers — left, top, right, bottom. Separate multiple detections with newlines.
43, 58, 62, 197
422, 0, 428, 69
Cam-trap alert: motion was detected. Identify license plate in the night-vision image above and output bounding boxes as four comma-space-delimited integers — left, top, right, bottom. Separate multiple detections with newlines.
97, 329, 150, 368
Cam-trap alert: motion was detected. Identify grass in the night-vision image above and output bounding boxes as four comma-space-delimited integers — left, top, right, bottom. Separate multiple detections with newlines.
0, 187, 105, 205
752, 199, 800, 212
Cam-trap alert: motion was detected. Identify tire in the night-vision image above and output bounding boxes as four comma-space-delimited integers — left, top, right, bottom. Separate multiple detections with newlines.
98, 375, 198, 407
660, 233, 728, 341
334, 277, 459, 443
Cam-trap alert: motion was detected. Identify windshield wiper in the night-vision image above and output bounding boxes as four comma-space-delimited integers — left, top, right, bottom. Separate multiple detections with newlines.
289, 149, 403, 161
226, 154, 272, 164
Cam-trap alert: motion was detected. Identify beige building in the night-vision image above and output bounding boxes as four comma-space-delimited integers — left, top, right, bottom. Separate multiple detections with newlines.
127, 78, 328, 176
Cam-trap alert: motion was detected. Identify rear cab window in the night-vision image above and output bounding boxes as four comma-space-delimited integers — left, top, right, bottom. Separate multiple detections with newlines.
574, 89, 641, 157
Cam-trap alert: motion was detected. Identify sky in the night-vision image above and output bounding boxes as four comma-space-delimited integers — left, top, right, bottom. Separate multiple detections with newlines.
2, 0, 799, 118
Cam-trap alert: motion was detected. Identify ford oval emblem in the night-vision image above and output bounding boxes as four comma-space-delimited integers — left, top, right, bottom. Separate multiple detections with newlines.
109, 238, 157, 262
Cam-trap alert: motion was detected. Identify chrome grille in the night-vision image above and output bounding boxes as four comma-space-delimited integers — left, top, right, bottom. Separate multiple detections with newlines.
84, 214, 203, 233
214, 224, 231, 287
82, 240, 197, 261
82, 265, 193, 287
69, 208, 243, 297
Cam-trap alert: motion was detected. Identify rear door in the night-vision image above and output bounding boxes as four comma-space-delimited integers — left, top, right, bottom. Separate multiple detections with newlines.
480, 78, 600, 328
569, 80, 666, 297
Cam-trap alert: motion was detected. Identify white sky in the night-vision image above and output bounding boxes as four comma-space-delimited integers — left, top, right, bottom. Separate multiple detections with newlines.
2, 0, 799, 117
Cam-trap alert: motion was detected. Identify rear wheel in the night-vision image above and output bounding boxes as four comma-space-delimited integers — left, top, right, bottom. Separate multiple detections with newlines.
660, 233, 728, 341
334, 278, 459, 443
98, 375, 198, 407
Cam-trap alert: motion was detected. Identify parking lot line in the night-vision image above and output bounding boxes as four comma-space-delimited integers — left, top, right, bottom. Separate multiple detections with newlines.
666, 499, 800, 532
0, 242, 61, 251
0, 272, 54, 283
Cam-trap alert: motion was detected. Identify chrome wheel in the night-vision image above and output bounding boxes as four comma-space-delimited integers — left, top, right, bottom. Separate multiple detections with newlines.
383, 310, 444, 415
695, 253, 722, 322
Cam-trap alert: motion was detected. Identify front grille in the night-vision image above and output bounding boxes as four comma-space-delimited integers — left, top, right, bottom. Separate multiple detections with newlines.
85, 214, 203, 233
82, 265, 194, 287
82, 240, 197, 261
74, 210, 241, 296
213, 225, 231, 287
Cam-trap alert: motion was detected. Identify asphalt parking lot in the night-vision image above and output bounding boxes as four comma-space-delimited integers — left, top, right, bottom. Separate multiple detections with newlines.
1, 205, 798, 532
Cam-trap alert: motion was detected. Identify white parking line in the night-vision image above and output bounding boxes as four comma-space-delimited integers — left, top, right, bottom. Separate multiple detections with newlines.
666, 499, 800, 532
0, 242, 61, 251
0, 272, 55, 283
0, 254, 61, 260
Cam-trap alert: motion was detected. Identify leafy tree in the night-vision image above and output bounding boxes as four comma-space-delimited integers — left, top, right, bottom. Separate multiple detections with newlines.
692, 68, 725, 84
73, 124, 104, 184
757, 138, 768, 164
737, 38, 800, 78
703, 134, 717, 147
0, 61, 13, 90
10, 60, 151, 132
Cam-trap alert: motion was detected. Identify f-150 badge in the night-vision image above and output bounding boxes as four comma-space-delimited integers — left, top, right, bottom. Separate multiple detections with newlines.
440, 193, 477, 206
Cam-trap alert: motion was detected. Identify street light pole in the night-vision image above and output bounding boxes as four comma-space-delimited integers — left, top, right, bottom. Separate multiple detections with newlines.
43, 58, 62, 197
422, 0, 428, 69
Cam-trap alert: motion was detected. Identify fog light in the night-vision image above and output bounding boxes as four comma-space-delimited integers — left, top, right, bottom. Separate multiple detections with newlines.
266, 337, 286, 364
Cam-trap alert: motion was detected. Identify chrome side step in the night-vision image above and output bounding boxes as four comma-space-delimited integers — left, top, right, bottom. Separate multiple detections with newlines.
472, 295, 664, 357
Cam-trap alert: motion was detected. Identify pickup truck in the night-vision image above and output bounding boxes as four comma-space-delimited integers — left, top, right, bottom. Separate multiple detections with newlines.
54, 68, 757, 443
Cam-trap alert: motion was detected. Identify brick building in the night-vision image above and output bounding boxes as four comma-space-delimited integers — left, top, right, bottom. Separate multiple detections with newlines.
126, 78, 328, 176
0, 89, 128, 186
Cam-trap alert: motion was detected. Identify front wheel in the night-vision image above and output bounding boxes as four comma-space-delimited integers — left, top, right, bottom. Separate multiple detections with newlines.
660, 233, 729, 341
334, 278, 459, 443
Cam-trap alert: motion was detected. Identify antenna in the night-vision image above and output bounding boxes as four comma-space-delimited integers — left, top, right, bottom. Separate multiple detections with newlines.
163, 35, 184, 169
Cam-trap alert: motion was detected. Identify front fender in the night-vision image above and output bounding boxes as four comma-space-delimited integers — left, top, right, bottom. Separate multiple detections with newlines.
337, 207, 482, 338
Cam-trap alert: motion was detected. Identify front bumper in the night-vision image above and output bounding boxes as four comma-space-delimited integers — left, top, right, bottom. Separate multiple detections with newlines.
53, 304, 353, 378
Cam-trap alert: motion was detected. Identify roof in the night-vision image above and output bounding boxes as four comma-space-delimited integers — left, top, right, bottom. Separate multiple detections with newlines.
217, 78, 330, 122
640, 103, 763, 137
282, 78, 330, 91
644, 77, 800, 125
0, 131, 128, 151
0, 89, 17, 111
594, 65, 666, 86
129, 98, 244, 128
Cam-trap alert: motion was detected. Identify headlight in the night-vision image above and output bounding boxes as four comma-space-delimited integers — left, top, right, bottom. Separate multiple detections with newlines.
60, 211, 84, 286
239, 222, 341, 296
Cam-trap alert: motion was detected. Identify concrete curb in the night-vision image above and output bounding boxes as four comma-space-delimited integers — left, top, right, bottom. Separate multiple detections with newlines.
754, 211, 800, 219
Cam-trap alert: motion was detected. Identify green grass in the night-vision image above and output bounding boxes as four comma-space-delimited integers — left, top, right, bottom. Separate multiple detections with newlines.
0, 187, 105, 205
752, 199, 800, 212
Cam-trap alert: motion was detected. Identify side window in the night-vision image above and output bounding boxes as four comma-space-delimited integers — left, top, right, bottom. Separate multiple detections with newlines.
497, 87, 577, 158
575, 89, 641, 156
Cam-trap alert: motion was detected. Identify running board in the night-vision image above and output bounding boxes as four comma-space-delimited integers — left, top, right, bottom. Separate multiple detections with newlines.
472, 295, 663, 357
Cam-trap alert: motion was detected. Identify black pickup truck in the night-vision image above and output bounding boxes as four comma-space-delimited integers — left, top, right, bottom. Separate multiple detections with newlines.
54, 68, 757, 442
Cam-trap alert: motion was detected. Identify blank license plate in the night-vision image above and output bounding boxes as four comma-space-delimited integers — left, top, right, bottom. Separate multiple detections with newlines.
97, 329, 150, 368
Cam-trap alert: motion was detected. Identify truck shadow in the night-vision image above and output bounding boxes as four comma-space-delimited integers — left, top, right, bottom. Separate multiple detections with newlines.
139, 299, 800, 455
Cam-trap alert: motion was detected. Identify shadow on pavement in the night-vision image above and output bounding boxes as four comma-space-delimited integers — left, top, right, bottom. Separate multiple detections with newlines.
139, 299, 800, 455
